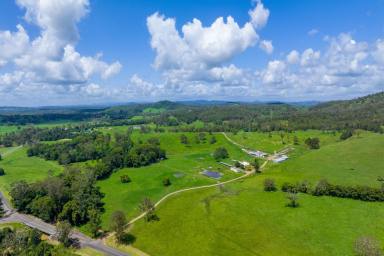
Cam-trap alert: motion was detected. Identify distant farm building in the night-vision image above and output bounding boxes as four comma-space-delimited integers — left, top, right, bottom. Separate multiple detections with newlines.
239, 161, 250, 168
230, 167, 243, 173
242, 149, 268, 158
272, 155, 289, 163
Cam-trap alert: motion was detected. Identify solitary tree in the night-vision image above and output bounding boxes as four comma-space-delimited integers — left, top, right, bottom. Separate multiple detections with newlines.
210, 136, 217, 144
162, 178, 171, 187
180, 134, 188, 145
354, 236, 382, 256
110, 210, 127, 243
213, 147, 229, 161
0, 167, 5, 176
252, 158, 261, 173
139, 198, 156, 222
88, 208, 102, 238
305, 137, 320, 149
0, 154, 2, 161
56, 221, 72, 247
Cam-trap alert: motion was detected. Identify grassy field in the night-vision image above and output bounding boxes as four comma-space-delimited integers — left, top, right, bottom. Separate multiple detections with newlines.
96, 129, 251, 228
226, 130, 340, 153
267, 132, 384, 187
0, 125, 20, 135
130, 182, 384, 256
127, 131, 384, 256
0, 147, 62, 193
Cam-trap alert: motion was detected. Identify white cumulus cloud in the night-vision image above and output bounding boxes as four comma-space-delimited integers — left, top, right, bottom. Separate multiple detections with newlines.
0, 0, 121, 99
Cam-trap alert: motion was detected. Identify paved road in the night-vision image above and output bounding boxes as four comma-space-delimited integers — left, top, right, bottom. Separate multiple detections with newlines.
0, 192, 130, 256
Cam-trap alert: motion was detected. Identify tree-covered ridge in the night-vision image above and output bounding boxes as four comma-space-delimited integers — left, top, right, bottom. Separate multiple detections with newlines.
0, 91, 383, 132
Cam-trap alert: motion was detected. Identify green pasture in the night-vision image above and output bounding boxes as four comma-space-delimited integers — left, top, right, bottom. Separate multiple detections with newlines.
0, 147, 62, 193
97, 130, 250, 228
128, 131, 384, 256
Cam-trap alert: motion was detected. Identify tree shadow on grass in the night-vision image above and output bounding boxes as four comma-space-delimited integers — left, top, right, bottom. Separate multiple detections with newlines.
120, 233, 136, 245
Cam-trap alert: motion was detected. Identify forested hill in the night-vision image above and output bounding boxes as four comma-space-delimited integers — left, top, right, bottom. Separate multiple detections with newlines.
311, 92, 384, 112
0, 92, 383, 132
291, 92, 384, 132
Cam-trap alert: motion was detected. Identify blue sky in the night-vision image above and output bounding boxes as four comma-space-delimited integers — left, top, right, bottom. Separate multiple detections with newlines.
0, 0, 384, 106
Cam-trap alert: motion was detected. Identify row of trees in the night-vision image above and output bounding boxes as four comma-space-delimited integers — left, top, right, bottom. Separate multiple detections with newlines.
281, 179, 384, 202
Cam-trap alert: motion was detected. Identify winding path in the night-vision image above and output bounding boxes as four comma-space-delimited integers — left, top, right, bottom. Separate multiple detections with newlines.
128, 160, 268, 225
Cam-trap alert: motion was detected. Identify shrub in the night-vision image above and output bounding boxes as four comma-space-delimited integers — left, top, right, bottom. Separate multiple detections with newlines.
340, 130, 354, 140
0, 168, 5, 176
312, 179, 330, 196
162, 178, 171, 187
264, 179, 277, 192
305, 137, 320, 149
286, 192, 299, 208
120, 175, 131, 183
296, 180, 311, 193
281, 182, 297, 193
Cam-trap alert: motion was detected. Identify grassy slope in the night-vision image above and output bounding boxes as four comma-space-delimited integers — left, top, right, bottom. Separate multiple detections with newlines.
131, 183, 384, 256
129, 132, 384, 256
97, 131, 250, 228
226, 130, 340, 153
268, 132, 384, 187
0, 147, 62, 193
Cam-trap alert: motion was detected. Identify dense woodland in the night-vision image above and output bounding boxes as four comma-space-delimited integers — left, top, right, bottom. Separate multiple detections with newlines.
10, 167, 103, 227
27, 131, 166, 179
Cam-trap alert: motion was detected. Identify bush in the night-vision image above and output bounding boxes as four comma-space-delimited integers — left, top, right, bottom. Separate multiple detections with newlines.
0, 168, 5, 176
305, 137, 320, 149
286, 192, 299, 208
296, 180, 311, 193
162, 178, 171, 187
264, 179, 277, 192
281, 182, 297, 193
312, 179, 330, 196
120, 175, 131, 183
340, 130, 354, 140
